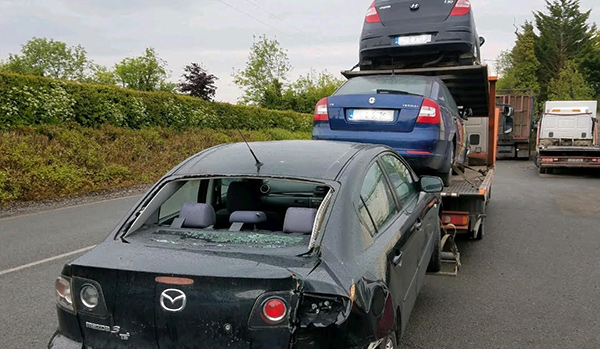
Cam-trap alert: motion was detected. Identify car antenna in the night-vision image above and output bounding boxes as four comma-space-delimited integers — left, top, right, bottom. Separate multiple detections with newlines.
237, 129, 263, 172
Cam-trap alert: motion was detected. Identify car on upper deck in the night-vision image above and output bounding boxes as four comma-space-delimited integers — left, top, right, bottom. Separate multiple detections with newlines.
48, 140, 444, 349
359, 0, 485, 70
312, 75, 469, 185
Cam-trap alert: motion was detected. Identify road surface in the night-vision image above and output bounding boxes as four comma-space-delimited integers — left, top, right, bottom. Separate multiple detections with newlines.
0, 161, 598, 348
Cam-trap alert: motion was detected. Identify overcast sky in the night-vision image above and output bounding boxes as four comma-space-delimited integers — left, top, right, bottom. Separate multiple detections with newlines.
1, 0, 598, 103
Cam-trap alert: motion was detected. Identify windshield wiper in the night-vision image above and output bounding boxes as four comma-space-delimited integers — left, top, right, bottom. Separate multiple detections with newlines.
376, 89, 421, 97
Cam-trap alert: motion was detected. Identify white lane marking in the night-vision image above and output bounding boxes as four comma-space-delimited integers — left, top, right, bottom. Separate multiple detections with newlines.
0, 245, 96, 276
0, 194, 142, 222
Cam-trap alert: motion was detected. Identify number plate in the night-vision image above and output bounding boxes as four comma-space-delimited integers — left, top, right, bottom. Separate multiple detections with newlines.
566, 158, 584, 162
348, 109, 394, 122
395, 34, 432, 46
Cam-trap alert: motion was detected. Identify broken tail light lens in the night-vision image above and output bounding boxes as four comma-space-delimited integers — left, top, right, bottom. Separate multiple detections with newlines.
298, 294, 351, 328
56, 276, 75, 313
261, 298, 287, 324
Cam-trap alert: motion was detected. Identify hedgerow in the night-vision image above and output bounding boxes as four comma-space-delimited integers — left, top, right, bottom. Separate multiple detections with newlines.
0, 124, 311, 204
0, 72, 312, 131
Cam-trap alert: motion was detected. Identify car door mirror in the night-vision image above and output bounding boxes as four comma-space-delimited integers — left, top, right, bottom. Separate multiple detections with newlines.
479, 36, 486, 47
458, 106, 473, 119
419, 176, 444, 193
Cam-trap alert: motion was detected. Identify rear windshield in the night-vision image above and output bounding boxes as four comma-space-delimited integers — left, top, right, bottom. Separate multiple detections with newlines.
334, 76, 432, 97
125, 177, 331, 253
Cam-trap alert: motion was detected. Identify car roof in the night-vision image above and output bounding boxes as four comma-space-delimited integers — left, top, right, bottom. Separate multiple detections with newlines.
173, 140, 381, 181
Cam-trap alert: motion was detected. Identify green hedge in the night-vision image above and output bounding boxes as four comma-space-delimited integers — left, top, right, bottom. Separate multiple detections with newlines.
0, 73, 312, 131
0, 124, 311, 204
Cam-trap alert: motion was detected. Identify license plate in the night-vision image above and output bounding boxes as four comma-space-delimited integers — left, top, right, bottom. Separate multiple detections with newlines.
566, 158, 584, 162
498, 146, 513, 153
395, 34, 432, 46
348, 109, 394, 122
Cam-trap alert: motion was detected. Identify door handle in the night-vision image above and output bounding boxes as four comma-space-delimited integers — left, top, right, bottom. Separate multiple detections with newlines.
392, 251, 403, 266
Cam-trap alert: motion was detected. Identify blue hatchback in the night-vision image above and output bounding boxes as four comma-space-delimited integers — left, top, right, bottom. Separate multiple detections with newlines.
312, 74, 468, 185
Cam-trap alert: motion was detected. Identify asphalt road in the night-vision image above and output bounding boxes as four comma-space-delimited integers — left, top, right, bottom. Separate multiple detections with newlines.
1, 161, 599, 348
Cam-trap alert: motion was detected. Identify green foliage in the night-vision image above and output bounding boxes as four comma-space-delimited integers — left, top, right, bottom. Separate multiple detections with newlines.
0, 37, 91, 81
0, 72, 311, 132
114, 48, 170, 92
497, 23, 541, 95
547, 60, 595, 100
0, 124, 310, 204
233, 35, 292, 105
534, 0, 597, 100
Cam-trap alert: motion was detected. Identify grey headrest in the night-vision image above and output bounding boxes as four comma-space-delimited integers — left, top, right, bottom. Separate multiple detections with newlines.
283, 207, 317, 234
179, 203, 216, 228
229, 211, 267, 224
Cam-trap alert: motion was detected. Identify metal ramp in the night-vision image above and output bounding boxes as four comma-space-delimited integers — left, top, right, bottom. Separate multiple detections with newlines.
341, 65, 491, 116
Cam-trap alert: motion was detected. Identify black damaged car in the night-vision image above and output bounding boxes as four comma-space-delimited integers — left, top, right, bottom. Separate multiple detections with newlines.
49, 140, 443, 349
359, 0, 485, 69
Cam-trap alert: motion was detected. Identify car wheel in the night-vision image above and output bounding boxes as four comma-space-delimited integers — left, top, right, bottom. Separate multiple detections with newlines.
441, 146, 454, 186
427, 225, 442, 273
380, 333, 398, 349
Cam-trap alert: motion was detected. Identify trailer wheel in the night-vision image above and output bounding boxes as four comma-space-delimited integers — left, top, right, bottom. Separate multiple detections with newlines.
427, 227, 442, 273
472, 219, 485, 240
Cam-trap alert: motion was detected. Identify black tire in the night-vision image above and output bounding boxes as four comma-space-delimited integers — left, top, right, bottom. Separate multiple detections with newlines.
427, 227, 442, 273
441, 145, 454, 186
473, 219, 484, 240
380, 333, 398, 349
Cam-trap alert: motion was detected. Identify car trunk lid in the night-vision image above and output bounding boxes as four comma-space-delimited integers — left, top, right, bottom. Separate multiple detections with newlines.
70, 242, 311, 348
327, 94, 424, 132
376, 0, 455, 26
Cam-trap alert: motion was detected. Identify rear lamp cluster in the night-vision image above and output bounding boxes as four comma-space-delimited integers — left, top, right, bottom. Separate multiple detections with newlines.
261, 297, 288, 324
80, 284, 100, 309
55, 276, 74, 312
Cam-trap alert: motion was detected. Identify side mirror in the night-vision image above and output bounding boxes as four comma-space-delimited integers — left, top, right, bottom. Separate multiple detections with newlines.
502, 105, 514, 117
459, 107, 473, 119
420, 176, 444, 193
479, 36, 486, 47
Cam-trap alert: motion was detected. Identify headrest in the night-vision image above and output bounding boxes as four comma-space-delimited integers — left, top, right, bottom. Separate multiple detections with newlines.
178, 203, 216, 228
229, 211, 267, 224
283, 207, 317, 234
226, 181, 261, 212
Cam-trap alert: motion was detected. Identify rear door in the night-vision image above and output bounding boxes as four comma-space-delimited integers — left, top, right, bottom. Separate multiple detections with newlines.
375, 0, 455, 26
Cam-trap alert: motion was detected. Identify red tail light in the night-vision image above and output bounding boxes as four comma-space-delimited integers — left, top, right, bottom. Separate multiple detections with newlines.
450, 0, 471, 16
262, 298, 287, 324
417, 98, 441, 124
314, 97, 329, 121
365, 1, 381, 23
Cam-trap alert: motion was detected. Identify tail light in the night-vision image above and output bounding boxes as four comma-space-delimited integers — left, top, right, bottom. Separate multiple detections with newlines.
450, 0, 471, 16
56, 276, 75, 313
417, 98, 441, 125
314, 97, 329, 121
365, 1, 381, 23
261, 298, 287, 324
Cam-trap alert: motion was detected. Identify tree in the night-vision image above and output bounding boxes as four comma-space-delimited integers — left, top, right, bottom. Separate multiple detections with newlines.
284, 70, 345, 113
534, 0, 597, 100
0, 37, 91, 81
88, 64, 117, 85
547, 60, 594, 100
497, 22, 541, 95
179, 63, 218, 101
114, 48, 170, 92
233, 35, 292, 105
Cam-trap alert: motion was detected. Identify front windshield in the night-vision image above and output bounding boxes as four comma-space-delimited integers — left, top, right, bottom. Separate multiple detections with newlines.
126, 177, 331, 252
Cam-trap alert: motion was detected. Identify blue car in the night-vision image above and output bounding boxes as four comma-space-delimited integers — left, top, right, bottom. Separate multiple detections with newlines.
312, 74, 468, 185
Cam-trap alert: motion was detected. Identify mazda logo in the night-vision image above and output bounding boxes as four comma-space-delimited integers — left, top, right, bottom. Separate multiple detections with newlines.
410, 3, 420, 10
160, 289, 187, 312
369, 97, 376, 104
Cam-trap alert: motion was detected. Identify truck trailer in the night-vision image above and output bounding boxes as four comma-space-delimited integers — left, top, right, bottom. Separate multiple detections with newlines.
535, 100, 599, 173
496, 92, 534, 159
